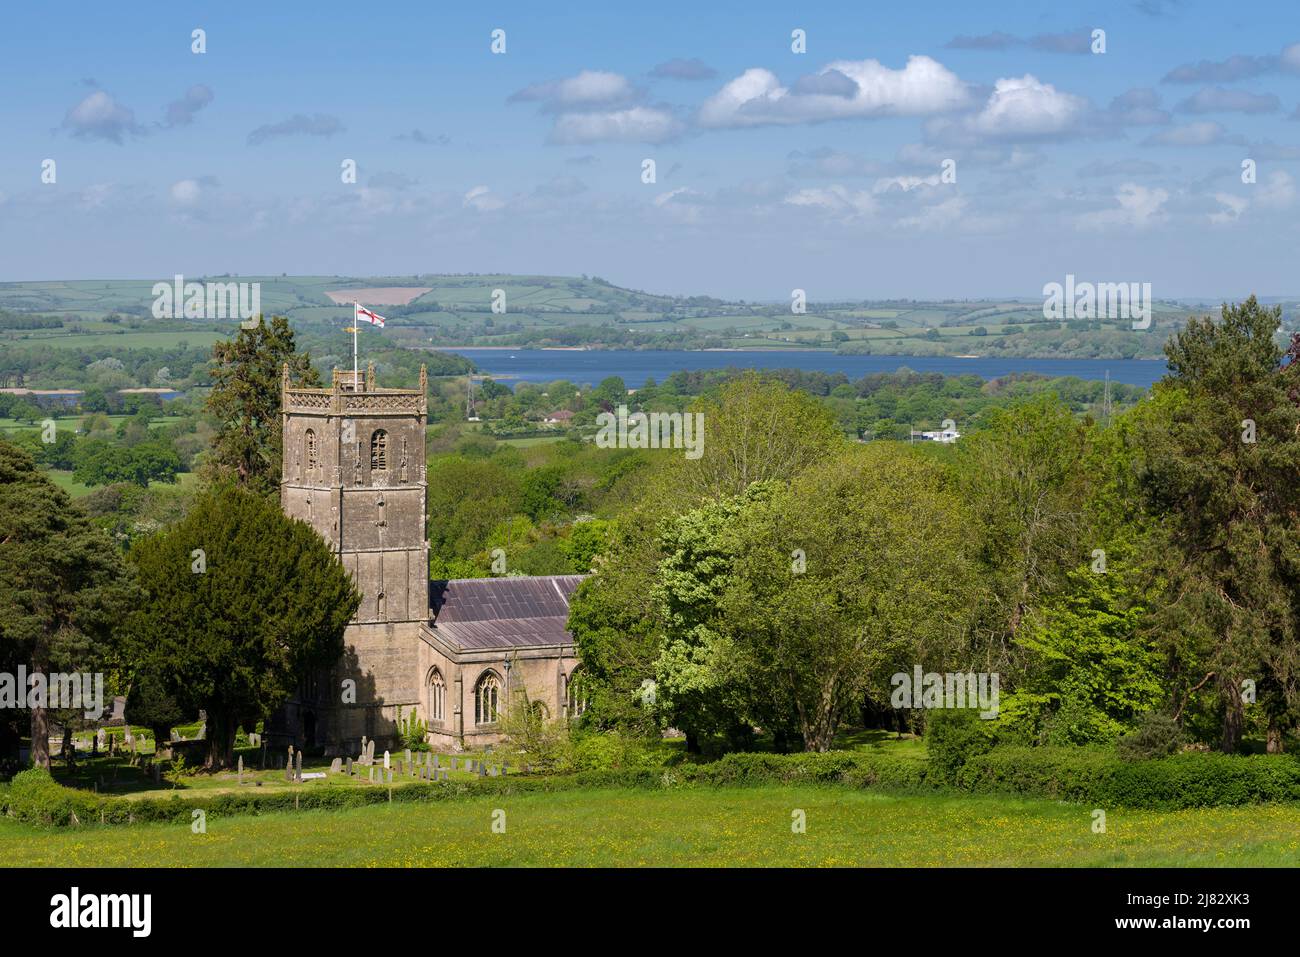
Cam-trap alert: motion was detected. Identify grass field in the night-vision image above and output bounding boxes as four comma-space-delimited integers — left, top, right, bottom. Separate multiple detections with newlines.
3, 786, 1298, 867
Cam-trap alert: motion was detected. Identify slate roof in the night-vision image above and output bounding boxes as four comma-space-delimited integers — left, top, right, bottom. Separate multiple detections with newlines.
428, 575, 585, 650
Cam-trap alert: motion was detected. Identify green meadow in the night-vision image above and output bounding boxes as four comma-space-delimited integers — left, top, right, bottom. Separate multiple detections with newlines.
2, 786, 1297, 867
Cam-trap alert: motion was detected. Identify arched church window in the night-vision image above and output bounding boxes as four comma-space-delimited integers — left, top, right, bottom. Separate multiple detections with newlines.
304, 429, 317, 471
475, 671, 501, 725
370, 429, 388, 470
565, 668, 587, 718
427, 668, 446, 722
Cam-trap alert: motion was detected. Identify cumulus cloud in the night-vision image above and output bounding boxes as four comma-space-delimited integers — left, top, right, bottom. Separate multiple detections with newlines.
247, 113, 344, 145
1077, 182, 1169, 229
650, 58, 716, 81
1176, 87, 1280, 114
549, 106, 683, 144
162, 85, 214, 127
62, 89, 142, 143
697, 55, 970, 128
933, 74, 1089, 141
510, 70, 639, 111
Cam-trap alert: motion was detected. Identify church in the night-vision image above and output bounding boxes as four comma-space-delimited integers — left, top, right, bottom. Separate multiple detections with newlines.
273, 364, 584, 755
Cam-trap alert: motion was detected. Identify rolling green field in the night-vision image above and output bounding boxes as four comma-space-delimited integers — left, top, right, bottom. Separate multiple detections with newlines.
3, 786, 1297, 867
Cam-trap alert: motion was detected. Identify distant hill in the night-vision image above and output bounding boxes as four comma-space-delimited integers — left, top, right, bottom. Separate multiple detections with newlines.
0, 274, 1293, 360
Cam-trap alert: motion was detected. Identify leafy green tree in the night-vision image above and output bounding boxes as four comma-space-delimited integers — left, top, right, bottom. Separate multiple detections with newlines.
124, 486, 360, 768
957, 394, 1095, 673
0, 440, 136, 768
1136, 297, 1300, 752
662, 372, 842, 504
996, 567, 1161, 745
206, 315, 318, 495
722, 446, 975, 750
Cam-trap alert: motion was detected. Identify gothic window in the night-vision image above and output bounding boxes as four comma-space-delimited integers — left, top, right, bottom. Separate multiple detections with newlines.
427, 668, 445, 722
304, 429, 317, 472
565, 669, 587, 718
370, 429, 388, 471
474, 671, 501, 725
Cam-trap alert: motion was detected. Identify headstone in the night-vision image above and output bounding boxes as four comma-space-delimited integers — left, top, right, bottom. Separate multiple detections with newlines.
386, 768, 393, 784
283, 757, 292, 782
405, 748, 412, 769
383, 750, 390, 770
438, 769, 448, 781
329, 757, 342, 774
153, 763, 161, 785
301, 772, 326, 781
346, 756, 353, 776
477, 763, 486, 778
237, 756, 244, 786
432, 754, 439, 771
368, 767, 374, 782
295, 751, 303, 784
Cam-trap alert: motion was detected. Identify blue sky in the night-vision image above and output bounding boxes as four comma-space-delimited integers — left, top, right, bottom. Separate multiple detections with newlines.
2, 0, 1300, 299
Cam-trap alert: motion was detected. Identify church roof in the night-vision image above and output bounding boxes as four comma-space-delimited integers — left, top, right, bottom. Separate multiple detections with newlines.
428, 575, 585, 650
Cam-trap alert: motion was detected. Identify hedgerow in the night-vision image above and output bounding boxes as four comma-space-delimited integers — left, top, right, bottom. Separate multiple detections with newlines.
9, 746, 1300, 828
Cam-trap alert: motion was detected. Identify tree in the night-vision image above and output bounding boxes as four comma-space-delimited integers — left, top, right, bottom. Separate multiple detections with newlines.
1136, 297, 1300, 753
721, 447, 974, 750
661, 372, 842, 504
206, 315, 318, 495
956, 394, 1095, 673
0, 440, 136, 768
124, 486, 360, 768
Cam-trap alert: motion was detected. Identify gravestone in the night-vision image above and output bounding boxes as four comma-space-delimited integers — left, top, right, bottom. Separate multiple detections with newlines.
405, 748, 411, 769
329, 757, 342, 774
477, 763, 486, 778
432, 754, 439, 771
153, 763, 161, 785
386, 768, 393, 785
237, 756, 244, 786
346, 756, 353, 776
383, 749, 391, 770
438, 769, 448, 781
368, 767, 375, 782
295, 751, 303, 784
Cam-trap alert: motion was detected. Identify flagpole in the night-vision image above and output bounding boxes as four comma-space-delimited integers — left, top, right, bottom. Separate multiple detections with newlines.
352, 301, 359, 385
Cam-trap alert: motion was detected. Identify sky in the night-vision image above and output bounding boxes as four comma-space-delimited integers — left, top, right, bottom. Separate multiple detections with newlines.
2, 0, 1300, 300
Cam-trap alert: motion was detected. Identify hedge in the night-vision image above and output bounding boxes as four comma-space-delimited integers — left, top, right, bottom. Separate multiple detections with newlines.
959, 747, 1300, 809
9, 746, 1300, 828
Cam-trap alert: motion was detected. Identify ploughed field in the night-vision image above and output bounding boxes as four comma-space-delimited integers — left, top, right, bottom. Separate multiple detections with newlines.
2, 786, 1297, 867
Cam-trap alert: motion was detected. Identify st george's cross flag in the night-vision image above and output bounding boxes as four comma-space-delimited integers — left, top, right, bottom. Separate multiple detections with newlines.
355, 302, 387, 328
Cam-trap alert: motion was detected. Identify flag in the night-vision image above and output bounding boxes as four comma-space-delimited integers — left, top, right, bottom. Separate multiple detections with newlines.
355, 302, 386, 328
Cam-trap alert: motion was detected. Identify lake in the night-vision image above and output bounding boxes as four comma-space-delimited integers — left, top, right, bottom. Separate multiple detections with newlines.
446, 349, 1167, 389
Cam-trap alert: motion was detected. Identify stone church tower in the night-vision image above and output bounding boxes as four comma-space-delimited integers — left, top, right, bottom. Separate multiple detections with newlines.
276, 362, 582, 758
278, 364, 430, 748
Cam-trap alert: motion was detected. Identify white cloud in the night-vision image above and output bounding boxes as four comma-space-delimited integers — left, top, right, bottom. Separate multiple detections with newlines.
63, 90, 141, 143
697, 55, 969, 129
963, 75, 1089, 138
511, 70, 639, 111
549, 106, 682, 144
783, 185, 878, 217
1258, 169, 1297, 207
1078, 182, 1169, 230
463, 185, 505, 211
